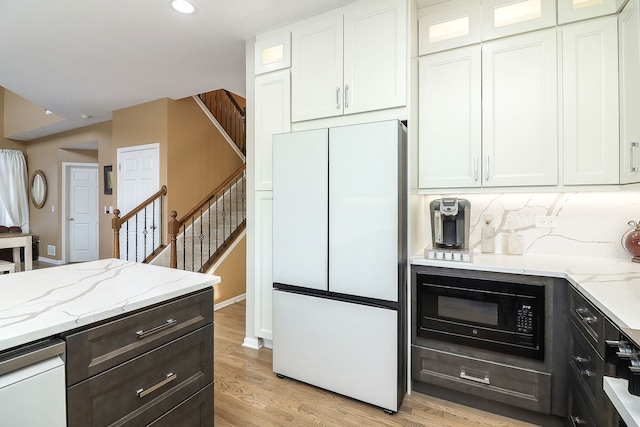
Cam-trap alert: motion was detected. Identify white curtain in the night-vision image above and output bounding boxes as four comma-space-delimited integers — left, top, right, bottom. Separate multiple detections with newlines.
0, 149, 29, 232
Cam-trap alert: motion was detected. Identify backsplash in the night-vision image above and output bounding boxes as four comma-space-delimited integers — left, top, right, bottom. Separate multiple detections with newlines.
422, 191, 640, 259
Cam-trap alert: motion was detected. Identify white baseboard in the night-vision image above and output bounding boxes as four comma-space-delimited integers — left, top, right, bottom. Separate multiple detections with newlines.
262, 338, 273, 349
213, 293, 246, 311
36, 256, 64, 265
242, 337, 263, 350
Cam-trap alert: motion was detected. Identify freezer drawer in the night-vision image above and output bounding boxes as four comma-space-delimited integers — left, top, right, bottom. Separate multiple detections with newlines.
272, 290, 399, 412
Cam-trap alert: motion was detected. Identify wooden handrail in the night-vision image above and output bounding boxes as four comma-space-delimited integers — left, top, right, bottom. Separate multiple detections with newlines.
168, 165, 246, 270
223, 89, 246, 118
117, 185, 167, 225
112, 185, 167, 259
175, 165, 245, 228
199, 90, 246, 155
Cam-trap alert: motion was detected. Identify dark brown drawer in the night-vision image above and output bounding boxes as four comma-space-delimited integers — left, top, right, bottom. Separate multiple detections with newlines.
148, 383, 213, 426
569, 326, 601, 402
412, 345, 551, 413
66, 288, 213, 385
67, 324, 213, 427
568, 379, 597, 427
569, 288, 619, 358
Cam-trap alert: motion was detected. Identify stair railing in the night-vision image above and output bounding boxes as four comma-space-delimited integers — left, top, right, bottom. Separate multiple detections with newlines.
168, 164, 246, 272
199, 90, 246, 155
112, 185, 167, 262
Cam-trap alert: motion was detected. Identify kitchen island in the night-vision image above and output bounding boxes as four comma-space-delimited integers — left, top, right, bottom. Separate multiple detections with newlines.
0, 258, 218, 426
412, 253, 640, 426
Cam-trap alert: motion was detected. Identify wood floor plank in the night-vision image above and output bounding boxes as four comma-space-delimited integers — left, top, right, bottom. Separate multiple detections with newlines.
214, 300, 540, 426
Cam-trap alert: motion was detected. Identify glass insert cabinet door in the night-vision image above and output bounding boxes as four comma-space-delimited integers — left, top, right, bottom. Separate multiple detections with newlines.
558, 0, 626, 24
418, 2, 482, 55
481, 0, 556, 40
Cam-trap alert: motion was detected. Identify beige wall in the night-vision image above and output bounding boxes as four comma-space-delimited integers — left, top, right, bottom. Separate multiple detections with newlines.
26, 122, 111, 261
212, 235, 246, 305
3, 89, 64, 138
0, 89, 27, 152
167, 97, 243, 218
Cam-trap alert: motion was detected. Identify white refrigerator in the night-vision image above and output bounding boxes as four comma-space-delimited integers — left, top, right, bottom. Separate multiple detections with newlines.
272, 120, 407, 413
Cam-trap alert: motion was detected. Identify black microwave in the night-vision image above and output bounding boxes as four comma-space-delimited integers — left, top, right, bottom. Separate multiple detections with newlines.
416, 273, 545, 360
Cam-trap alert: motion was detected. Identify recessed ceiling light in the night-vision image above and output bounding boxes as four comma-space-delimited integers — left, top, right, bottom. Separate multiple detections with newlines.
171, 0, 196, 14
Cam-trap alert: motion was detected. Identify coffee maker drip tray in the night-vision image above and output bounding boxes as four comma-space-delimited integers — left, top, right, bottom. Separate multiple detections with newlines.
424, 247, 473, 262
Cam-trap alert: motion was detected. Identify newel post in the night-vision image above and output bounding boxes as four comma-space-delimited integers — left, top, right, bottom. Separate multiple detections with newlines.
168, 210, 179, 269
112, 209, 121, 259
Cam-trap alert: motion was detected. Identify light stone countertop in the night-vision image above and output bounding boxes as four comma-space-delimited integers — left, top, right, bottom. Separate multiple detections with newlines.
0, 258, 219, 352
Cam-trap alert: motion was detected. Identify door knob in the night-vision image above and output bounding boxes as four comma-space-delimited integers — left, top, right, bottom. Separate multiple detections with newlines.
68, 217, 74, 221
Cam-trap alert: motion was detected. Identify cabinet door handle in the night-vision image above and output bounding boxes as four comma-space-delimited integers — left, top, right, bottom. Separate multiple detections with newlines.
136, 319, 177, 339
344, 84, 349, 108
336, 87, 341, 109
474, 157, 478, 181
460, 370, 490, 385
575, 307, 597, 325
631, 142, 639, 172
136, 373, 177, 398
484, 157, 490, 181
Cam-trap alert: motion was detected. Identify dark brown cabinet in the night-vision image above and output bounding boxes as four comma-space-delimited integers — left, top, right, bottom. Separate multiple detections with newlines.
64, 288, 214, 427
567, 287, 618, 427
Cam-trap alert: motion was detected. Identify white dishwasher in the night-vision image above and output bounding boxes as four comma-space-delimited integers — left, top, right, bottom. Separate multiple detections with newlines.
0, 339, 66, 427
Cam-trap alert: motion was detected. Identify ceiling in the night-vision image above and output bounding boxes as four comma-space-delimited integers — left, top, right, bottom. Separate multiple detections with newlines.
0, 0, 356, 141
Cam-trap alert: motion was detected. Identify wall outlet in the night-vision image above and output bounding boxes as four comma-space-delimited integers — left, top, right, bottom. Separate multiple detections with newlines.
47, 245, 56, 256
535, 216, 558, 228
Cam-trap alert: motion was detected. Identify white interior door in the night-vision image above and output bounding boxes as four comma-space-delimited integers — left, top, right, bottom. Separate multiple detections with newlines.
67, 164, 99, 262
116, 143, 160, 262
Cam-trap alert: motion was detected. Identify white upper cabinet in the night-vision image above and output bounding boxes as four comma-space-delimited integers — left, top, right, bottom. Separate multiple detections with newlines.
558, 0, 626, 25
343, 0, 407, 115
562, 17, 619, 185
481, 0, 556, 40
418, 1, 482, 55
418, 46, 482, 188
291, 15, 344, 122
291, 0, 407, 122
620, 0, 640, 184
482, 29, 558, 187
255, 33, 291, 75
254, 70, 291, 190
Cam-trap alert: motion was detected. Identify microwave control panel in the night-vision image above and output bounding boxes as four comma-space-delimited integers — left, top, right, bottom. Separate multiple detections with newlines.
516, 301, 535, 334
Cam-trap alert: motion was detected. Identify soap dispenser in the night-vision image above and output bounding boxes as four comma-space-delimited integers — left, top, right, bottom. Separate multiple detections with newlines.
481, 215, 495, 254
502, 220, 523, 255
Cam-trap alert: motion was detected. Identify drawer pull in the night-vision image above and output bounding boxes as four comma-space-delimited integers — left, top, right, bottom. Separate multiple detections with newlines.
580, 369, 593, 378
572, 355, 589, 364
460, 370, 490, 385
575, 307, 597, 325
136, 319, 177, 339
570, 415, 586, 426
136, 373, 177, 398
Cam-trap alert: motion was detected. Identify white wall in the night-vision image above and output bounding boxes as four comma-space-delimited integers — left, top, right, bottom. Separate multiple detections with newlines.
420, 191, 640, 259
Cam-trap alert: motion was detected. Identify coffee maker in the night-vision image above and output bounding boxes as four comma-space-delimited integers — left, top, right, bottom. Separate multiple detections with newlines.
430, 198, 470, 250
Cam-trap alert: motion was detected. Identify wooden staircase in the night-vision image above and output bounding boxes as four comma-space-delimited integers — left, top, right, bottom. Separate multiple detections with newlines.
112, 89, 247, 272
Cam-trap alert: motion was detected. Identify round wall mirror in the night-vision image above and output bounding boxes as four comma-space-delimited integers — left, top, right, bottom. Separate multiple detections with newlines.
30, 170, 47, 209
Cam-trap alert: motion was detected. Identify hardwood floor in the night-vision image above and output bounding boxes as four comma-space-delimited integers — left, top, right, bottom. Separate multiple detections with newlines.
214, 301, 539, 427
